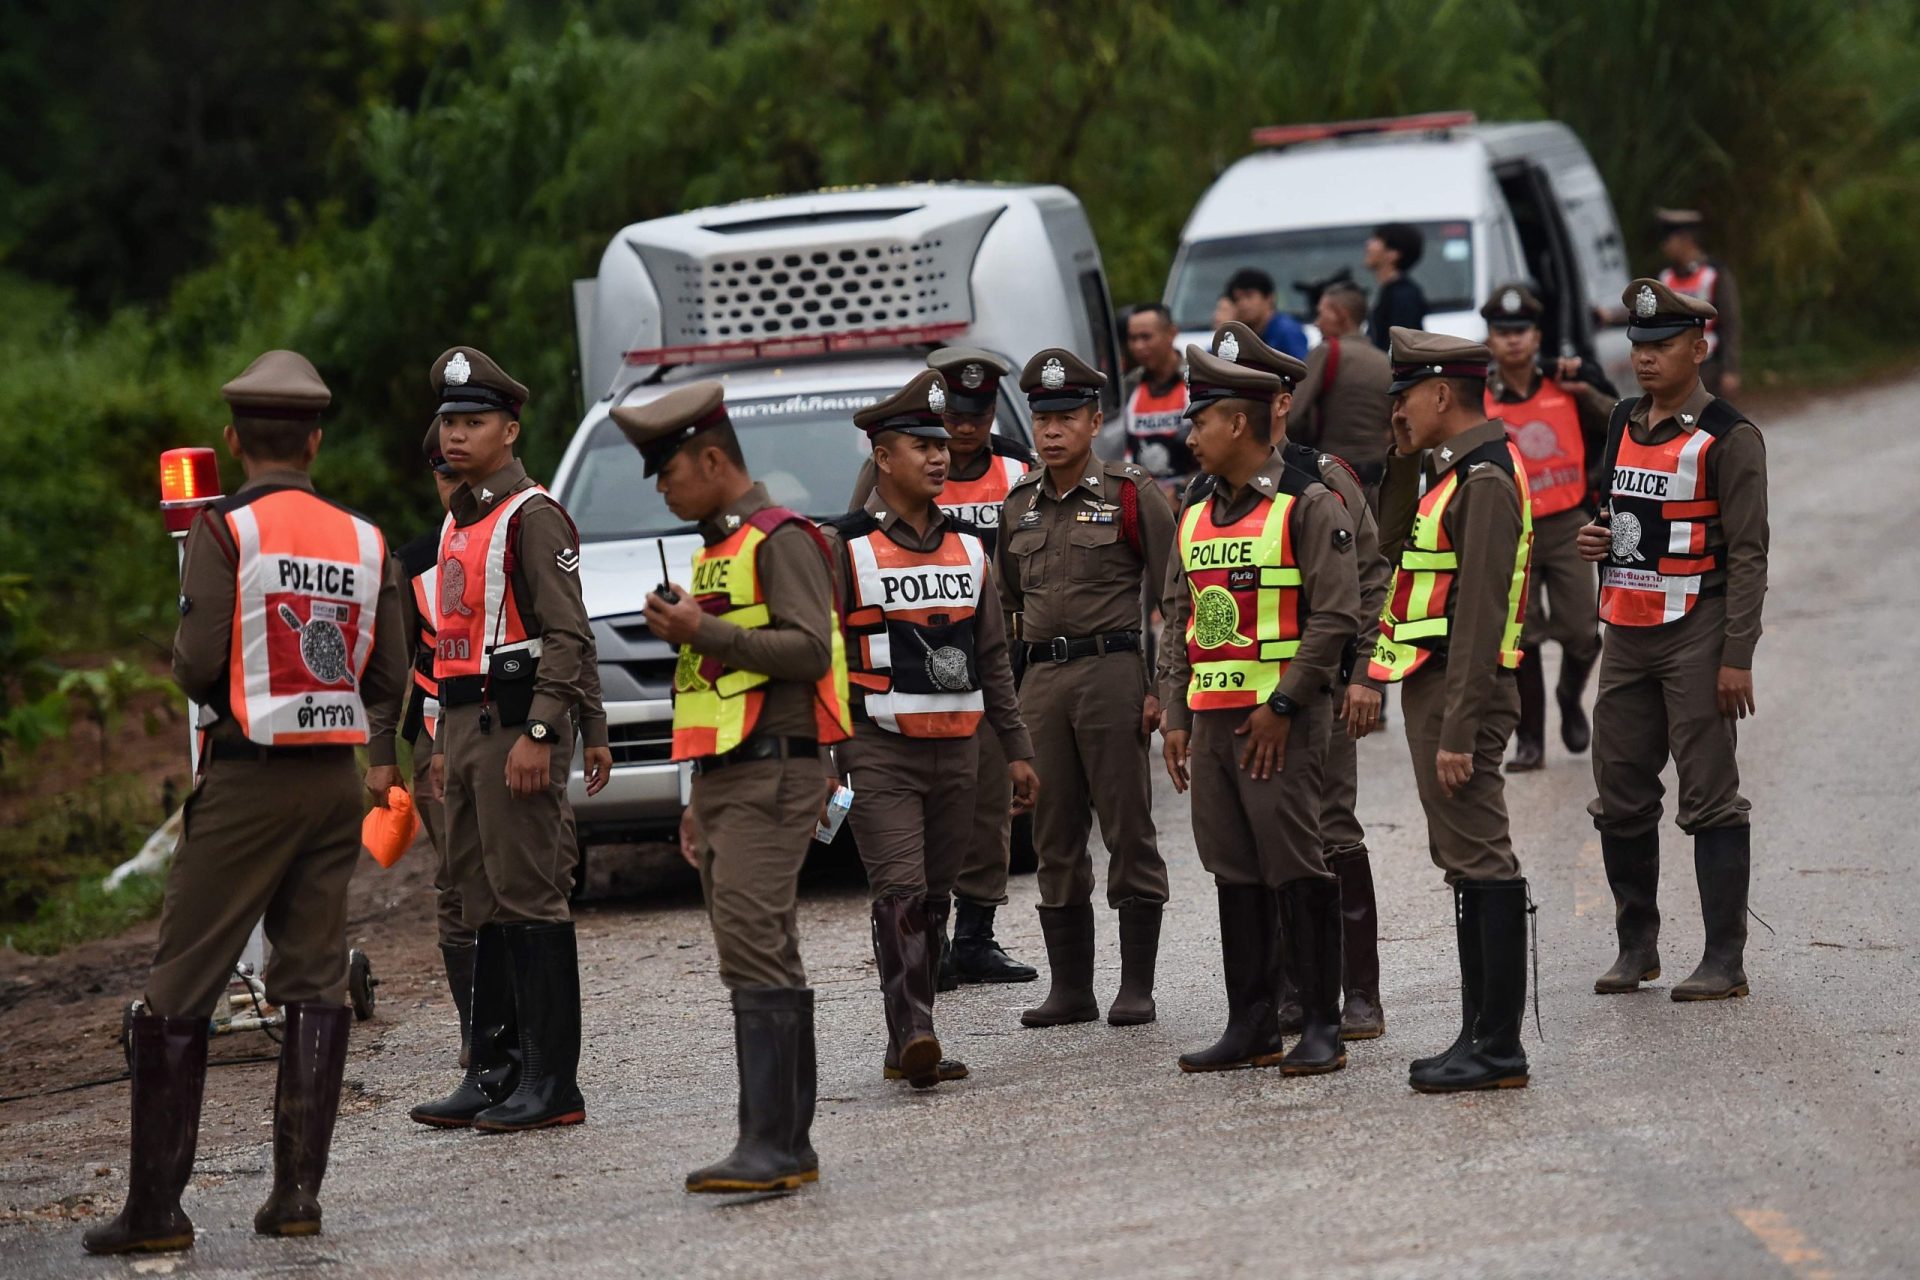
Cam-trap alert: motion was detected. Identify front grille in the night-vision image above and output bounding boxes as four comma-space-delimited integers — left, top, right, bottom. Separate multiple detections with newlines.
608, 721, 674, 768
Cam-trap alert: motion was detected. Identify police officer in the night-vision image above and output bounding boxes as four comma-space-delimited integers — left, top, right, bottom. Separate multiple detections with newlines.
85, 352, 409, 1255
848, 348, 1040, 987
410, 348, 607, 1134
1118, 304, 1194, 499
1207, 321, 1394, 1040
1367, 329, 1536, 1094
617, 381, 852, 1193
999, 349, 1174, 1029
826, 371, 1039, 1087
1480, 283, 1616, 771
1160, 347, 1364, 1074
1578, 279, 1768, 1002
1655, 209, 1742, 399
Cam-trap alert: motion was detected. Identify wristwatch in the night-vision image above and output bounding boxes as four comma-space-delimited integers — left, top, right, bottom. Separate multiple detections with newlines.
525, 720, 554, 743
1266, 692, 1299, 718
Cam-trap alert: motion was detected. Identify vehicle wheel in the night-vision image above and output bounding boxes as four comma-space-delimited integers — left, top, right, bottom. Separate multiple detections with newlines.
1008, 813, 1038, 876
347, 949, 377, 1021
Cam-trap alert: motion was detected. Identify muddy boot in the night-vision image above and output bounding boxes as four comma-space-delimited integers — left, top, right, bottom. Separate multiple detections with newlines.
1556, 649, 1595, 754
1409, 883, 1478, 1074
1020, 903, 1100, 1028
952, 900, 1038, 984
1179, 884, 1285, 1072
81, 1014, 208, 1256
1594, 830, 1662, 993
686, 987, 809, 1194
1505, 646, 1545, 772
1411, 879, 1531, 1093
441, 942, 475, 1068
1328, 849, 1385, 1039
1280, 879, 1347, 1075
1107, 899, 1161, 1026
253, 1002, 351, 1237
1672, 826, 1751, 1001
473, 922, 585, 1131
793, 989, 819, 1180
872, 895, 944, 1084
411, 923, 521, 1127
932, 893, 959, 993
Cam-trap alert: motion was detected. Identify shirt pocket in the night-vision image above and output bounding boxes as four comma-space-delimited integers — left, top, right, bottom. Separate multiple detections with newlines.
1004, 527, 1049, 588
1068, 522, 1127, 582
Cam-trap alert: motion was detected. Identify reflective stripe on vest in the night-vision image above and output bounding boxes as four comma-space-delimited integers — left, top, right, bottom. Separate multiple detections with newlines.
1660, 263, 1721, 356
225, 490, 385, 746
1368, 441, 1533, 683
434, 488, 544, 680
1177, 492, 1302, 709
1599, 424, 1721, 627
937, 452, 1028, 538
1126, 378, 1189, 439
409, 567, 441, 740
842, 527, 987, 738
1486, 379, 1587, 517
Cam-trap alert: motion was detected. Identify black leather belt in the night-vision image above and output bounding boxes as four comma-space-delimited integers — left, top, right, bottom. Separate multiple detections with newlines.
1025, 630, 1140, 666
693, 735, 820, 775
207, 741, 355, 763
439, 675, 486, 706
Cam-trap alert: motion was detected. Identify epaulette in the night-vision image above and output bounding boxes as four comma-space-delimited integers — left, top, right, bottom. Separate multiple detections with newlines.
1009, 468, 1043, 489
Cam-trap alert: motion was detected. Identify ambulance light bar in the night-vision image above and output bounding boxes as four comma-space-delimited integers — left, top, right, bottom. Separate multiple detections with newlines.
1251, 111, 1477, 149
623, 321, 969, 368
158, 446, 223, 534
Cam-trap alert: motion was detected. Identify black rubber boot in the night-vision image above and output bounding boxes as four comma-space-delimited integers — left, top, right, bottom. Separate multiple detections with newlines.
81, 1014, 207, 1255
1020, 903, 1100, 1027
473, 922, 585, 1131
410, 923, 520, 1127
1506, 646, 1545, 772
794, 989, 818, 1177
1107, 900, 1161, 1026
952, 900, 1038, 984
686, 987, 810, 1194
1409, 884, 1478, 1074
1411, 879, 1531, 1093
1273, 912, 1304, 1036
1595, 830, 1663, 993
1556, 650, 1595, 754
253, 1002, 351, 1237
933, 893, 959, 993
1672, 826, 1751, 1001
1179, 884, 1286, 1072
1280, 879, 1347, 1075
441, 942, 476, 1068
1328, 849, 1385, 1039
872, 895, 944, 1085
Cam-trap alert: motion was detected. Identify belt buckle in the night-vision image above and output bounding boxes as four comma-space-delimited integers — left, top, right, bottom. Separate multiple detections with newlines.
1048, 636, 1070, 664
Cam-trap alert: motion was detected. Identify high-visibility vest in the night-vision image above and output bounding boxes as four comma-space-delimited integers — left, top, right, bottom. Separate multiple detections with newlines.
1660, 263, 1721, 357
220, 487, 386, 746
408, 568, 441, 740
1177, 476, 1307, 710
936, 447, 1029, 545
1486, 377, 1588, 518
839, 517, 988, 738
670, 508, 852, 761
434, 487, 545, 682
1597, 397, 1738, 627
1125, 374, 1192, 477
1368, 440, 1533, 683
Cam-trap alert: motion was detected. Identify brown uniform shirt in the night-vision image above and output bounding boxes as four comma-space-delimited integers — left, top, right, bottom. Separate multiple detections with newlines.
1423, 420, 1529, 755
1297, 445, 1391, 675
995, 456, 1175, 681
1159, 449, 1365, 732
1287, 336, 1394, 479
823, 492, 1033, 761
1622, 383, 1769, 668
173, 469, 409, 766
690, 482, 836, 739
1376, 448, 1423, 564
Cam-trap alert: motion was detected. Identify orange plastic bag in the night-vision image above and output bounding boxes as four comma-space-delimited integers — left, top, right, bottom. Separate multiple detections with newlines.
362, 786, 420, 868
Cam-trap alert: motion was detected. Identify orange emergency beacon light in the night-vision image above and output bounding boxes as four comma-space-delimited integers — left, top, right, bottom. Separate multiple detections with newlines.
158, 447, 223, 535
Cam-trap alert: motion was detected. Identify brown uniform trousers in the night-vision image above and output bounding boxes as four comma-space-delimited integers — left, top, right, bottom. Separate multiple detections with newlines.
1588, 596, 1749, 837
146, 752, 364, 1019
953, 724, 1014, 906
692, 756, 824, 989
1190, 698, 1335, 887
411, 730, 468, 948
844, 731, 979, 901
1402, 664, 1523, 881
1520, 506, 1601, 663
440, 702, 578, 929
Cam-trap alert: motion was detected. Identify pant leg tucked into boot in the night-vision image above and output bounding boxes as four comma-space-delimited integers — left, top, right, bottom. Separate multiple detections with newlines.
1280, 879, 1347, 1075
1410, 884, 1477, 1074
872, 895, 945, 1084
1020, 903, 1099, 1027
1107, 899, 1161, 1026
472, 922, 585, 1131
1179, 884, 1286, 1072
410, 923, 521, 1127
686, 987, 811, 1193
440, 942, 476, 1068
1672, 825, 1751, 1001
1328, 850, 1385, 1039
253, 1003, 351, 1236
1410, 879, 1531, 1093
1594, 830, 1662, 994
82, 1014, 208, 1256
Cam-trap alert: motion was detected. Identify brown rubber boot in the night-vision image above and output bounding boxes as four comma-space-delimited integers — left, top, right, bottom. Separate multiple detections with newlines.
1020, 903, 1100, 1027
253, 1003, 351, 1237
1506, 645, 1545, 772
1107, 900, 1161, 1026
81, 1014, 208, 1255
1328, 849, 1385, 1039
871, 895, 942, 1083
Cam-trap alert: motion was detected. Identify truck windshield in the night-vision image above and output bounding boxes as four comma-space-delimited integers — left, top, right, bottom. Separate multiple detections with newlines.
1168, 221, 1475, 327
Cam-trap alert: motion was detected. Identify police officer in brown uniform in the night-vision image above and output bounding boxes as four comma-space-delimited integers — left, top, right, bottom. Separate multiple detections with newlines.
1481, 283, 1616, 771
847, 348, 1040, 987
826, 371, 1039, 1087
85, 352, 409, 1256
1367, 328, 1536, 1093
1161, 347, 1364, 1075
410, 348, 609, 1134
1578, 279, 1768, 1002
1207, 321, 1394, 1039
1000, 349, 1174, 1029
617, 381, 852, 1193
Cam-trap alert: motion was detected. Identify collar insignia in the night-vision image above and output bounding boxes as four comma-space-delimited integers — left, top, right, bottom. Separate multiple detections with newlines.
1439, 447, 1453, 463
1680, 412, 1696, 426
1255, 475, 1272, 488
724, 513, 742, 530
445, 351, 471, 386
480, 487, 494, 503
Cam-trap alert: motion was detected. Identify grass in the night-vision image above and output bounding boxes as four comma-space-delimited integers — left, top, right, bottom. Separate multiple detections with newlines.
0, 773, 171, 957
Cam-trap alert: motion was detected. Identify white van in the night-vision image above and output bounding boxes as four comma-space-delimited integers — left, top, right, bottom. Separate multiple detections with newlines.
1165, 112, 1634, 386
556, 183, 1120, 841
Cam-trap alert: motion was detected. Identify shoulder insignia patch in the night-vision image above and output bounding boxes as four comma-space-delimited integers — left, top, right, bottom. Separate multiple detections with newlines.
1332, 528, 1354, 552
555, 547, 580, 573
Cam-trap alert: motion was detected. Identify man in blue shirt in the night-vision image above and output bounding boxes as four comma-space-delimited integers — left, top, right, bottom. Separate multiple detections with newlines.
1225, 268, 1309, 360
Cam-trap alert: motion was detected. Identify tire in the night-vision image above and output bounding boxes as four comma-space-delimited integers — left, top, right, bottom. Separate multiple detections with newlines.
1008, 813, 1038, 876
347, 949, 377, 1021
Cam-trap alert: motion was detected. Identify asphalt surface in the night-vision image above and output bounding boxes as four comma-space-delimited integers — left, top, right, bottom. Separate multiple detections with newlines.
4, 377, 1917, 1278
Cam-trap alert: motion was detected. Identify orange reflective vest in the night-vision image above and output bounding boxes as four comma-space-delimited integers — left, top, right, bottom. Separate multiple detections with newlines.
936, 446, 1029, 544
408, 568, 441, 740
1660, 263, 1722, 357
1486, 377, 1587, 518
1177, 476, 1307, 710
1368, 440, 1533, 683
840, 516, 988, 738
1125, 374, 1193, 477
670, 508, 852, 761
221, 487, 386, 746
1597, 399, 1735, 627
433, 488, 544, 683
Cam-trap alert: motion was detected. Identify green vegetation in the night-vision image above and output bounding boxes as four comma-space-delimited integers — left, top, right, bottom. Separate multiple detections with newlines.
0, 774, 171, 955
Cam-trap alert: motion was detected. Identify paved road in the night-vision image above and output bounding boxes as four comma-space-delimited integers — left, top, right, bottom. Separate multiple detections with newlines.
4, 378, 1917, 1278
